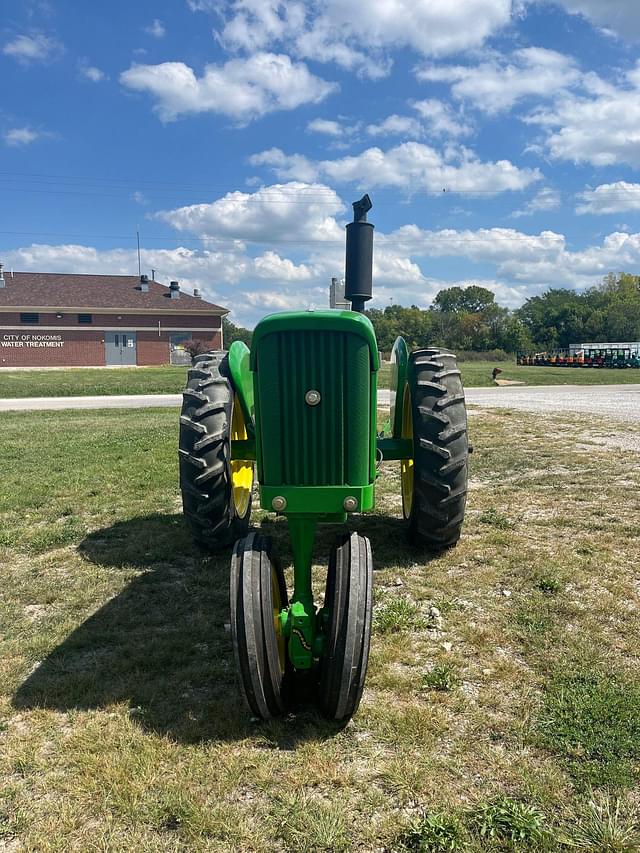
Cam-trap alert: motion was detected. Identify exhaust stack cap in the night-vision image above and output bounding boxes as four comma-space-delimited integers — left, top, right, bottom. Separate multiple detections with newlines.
193, 288, 202, 298
139, 274, 149, 292
169, 280, 180, 299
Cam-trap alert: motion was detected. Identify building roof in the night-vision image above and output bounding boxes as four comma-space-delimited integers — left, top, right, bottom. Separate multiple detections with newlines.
0, 272, 227, 314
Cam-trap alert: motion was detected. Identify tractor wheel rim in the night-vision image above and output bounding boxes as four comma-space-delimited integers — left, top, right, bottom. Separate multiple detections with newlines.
400, 384, 414, 518
230, 394, 253, 517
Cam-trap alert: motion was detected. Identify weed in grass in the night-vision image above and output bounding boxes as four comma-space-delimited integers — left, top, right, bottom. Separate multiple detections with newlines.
373, 595, 426, 634
537, 669, 640, 789
469, 797, 548, 848
421, 665, 460, 693
401, 811, 468, 852
561, 792, 640, 851
514, 595, 555, 637
479, 508, 515, 530
535, 573, 562, 594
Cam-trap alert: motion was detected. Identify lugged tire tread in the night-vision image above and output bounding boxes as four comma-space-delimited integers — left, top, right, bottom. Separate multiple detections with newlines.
404, 347, 469, 550
179, 415, 207, 435
436, 393, 466, 410
179, 350, 252, 550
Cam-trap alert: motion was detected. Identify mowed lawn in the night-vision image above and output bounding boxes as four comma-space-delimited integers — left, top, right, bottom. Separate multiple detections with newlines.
1, 407, 640, 851
1, 360, 640, 398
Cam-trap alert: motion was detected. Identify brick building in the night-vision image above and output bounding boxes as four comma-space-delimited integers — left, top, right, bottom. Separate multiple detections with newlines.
0, 267, 227, 368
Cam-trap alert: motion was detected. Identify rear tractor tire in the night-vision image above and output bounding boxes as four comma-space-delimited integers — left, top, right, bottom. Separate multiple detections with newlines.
179, 351, 253, 550
401, 348, 469, 550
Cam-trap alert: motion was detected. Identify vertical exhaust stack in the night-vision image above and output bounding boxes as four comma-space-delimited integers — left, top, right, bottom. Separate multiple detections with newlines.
0, 263, 4, 289
344, 194, 374, 313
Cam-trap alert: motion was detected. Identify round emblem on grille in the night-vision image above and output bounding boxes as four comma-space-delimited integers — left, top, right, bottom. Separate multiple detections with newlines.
305, 389, 321, 406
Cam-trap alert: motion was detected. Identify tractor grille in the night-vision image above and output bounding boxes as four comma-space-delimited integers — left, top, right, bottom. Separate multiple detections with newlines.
254, 329, 371, 487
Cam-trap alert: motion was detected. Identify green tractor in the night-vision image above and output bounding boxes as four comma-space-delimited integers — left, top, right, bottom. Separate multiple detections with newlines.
178, 196, 470, 722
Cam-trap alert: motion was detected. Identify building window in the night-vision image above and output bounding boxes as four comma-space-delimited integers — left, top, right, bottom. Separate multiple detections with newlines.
78, 313, 93, 324
20, 313, 40, 324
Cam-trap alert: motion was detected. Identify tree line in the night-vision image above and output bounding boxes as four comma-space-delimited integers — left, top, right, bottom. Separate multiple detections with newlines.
222, 273, 640, 354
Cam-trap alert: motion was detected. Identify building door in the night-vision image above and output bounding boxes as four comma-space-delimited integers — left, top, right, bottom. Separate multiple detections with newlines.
104, 332, 137, 366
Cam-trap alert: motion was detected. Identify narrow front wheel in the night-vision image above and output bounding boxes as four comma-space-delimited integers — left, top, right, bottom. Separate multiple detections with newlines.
230, 533, 289, 718
319, 532, 373, 723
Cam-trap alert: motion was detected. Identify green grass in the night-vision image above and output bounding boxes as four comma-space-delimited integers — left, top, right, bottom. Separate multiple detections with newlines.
538, 670, 640, 789
456, 361, 640, 388
377, 359, 640, 391
1, 405, 640, 850
0, 365, 188, 398
1, 358, 639, 399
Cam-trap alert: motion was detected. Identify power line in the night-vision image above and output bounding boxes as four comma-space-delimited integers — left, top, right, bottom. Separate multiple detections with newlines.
0, 227, 635, 247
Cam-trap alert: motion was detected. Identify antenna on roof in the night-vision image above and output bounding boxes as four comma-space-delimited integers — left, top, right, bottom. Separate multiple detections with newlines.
136, 227, 142, 278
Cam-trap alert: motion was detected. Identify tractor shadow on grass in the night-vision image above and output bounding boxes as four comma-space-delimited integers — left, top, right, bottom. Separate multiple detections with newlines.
13, 510, 434, 746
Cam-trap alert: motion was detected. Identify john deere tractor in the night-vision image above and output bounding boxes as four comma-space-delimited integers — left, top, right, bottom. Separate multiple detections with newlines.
179, 196, 469, 722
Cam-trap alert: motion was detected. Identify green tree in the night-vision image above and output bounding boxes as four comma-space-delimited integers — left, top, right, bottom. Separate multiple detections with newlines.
223, 317, 252, 348
431, 284, 497, 314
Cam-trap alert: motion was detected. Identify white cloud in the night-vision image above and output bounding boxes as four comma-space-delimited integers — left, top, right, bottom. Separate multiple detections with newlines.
220, 0, 306, 51
576, 181, 640, 214
554, 0, 640, 40
411, 99, 471, 137
2, 32, 63, 65
120, 53, 337, 122
525, 62, 640, 166
79, 62, 106, 82
417, 47, 581, 115
307, 118, 343, 136
249, 148, 319, 182
250, 142, 541, 194
424, 49, 640, 168
144, 19, 166, 38
366, 115, 423, 139
155, 182, 345, 243
3, 127, 42, 147
512, 187, 561, 217
218, 0, 514, 78
6, 219, 640, 326
187, 0, 218, 10
381, 224, 640, 289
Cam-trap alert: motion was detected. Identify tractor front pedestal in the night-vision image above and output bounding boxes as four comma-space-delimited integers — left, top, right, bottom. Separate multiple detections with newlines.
281, 516, 321, 670
230, 512, 373, 723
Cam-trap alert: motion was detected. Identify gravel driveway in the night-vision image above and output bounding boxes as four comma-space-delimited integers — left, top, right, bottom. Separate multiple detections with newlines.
463, 383, 640, 424
378, 383, 640, 424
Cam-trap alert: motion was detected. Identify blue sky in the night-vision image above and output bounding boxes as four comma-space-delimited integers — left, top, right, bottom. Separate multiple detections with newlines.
2, 0, 640, 326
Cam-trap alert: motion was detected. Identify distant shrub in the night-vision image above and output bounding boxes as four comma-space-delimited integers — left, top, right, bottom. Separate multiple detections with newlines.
455, 349, 511, 362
